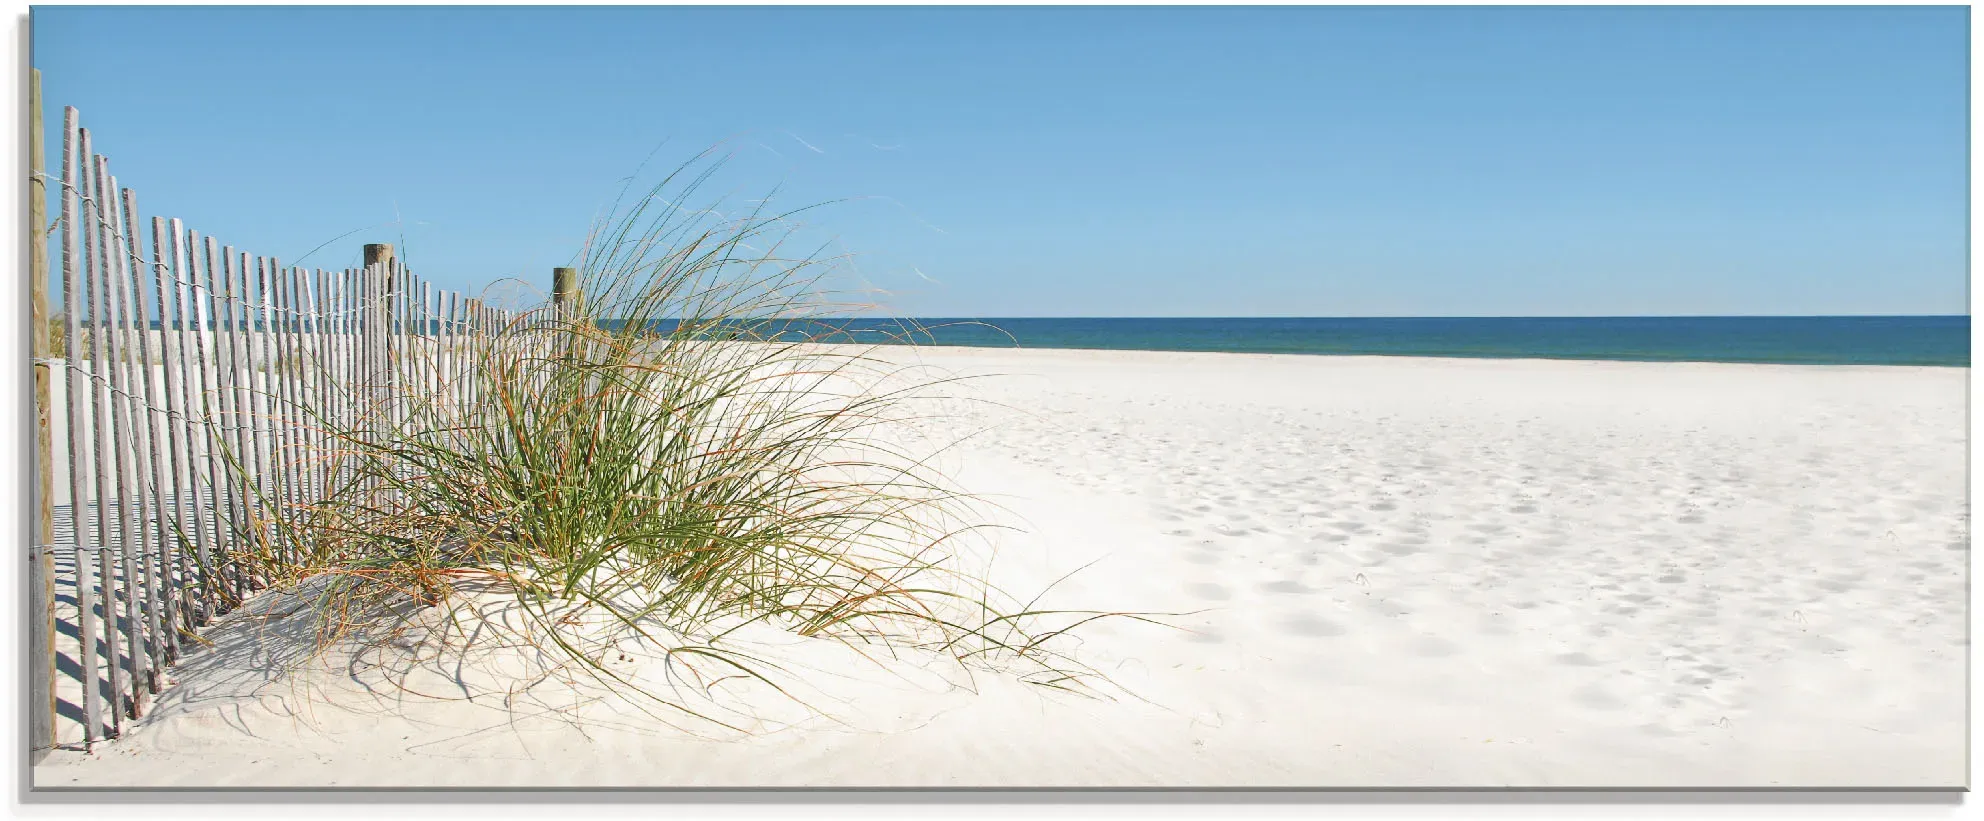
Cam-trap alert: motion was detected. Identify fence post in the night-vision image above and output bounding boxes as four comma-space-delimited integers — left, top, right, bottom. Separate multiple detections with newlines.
361, 247, 392, 489
552, 267, 579, 314
363, 243, 394, 271
363, 244, 393, 357
27, 68, 56, 763
554, 264, 581, 369
363, 243, 394, 399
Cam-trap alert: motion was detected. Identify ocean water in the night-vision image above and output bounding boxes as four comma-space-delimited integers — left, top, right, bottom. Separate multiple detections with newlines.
789, 316, 1969, 367
160, 315, 1968, 366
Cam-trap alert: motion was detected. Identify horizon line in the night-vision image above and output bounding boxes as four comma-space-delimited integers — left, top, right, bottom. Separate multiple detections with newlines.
818, 314, 1972, 320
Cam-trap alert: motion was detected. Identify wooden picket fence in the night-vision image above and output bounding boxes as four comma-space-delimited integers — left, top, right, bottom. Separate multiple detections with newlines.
27, 88, 530, 759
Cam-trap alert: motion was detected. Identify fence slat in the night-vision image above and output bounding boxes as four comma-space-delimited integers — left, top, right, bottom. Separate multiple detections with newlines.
416, 275, 429, 429
253, 256, 279, 560
251, 256, 278, 576
398, 270, 412, 434
240, 253, 263, 589
443, 291, 458, 421
309, 268, 333, 505
339, 268, 355, 499
283, 267, 302, 516
363, 262, 382, 500
346, 266, 360, 500
311, 269, 328, 505
248, 258, 269, 526
177, 224, 219, 622
123, 190, 176, 669
196, 234, 236, 607
28, 69, 55, 763
80, 138, 127, 734
152, 217, 198, 635
109, 182, 161, 694
264, 260, 289, 538
281, 265, 305, 518
222, 247, 254, 599
240, 251, 264, 589
299, 270, 315, 505
200, 237, 233, 600
425, 283, 439, 424
100, 161, 152, 716
60, 107, 102, 748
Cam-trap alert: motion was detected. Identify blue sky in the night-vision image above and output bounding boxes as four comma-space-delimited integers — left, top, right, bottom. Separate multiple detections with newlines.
32, 5, 1969, 317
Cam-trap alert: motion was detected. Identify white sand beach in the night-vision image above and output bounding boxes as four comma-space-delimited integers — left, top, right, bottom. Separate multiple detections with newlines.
33, 348, 1968, 789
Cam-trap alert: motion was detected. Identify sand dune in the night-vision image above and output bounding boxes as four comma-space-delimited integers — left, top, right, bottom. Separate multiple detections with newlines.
34, 349, 1967, 788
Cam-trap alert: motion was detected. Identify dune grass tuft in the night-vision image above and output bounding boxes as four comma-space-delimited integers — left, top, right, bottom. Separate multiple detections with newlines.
257, 155, 1158, 730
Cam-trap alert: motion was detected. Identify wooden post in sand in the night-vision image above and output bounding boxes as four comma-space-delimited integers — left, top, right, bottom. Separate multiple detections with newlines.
553, 267, 580, 372
27, 68, 56, 762
363, 244, 394, 434
552, 267, 579, 316
464, 297, 482, 413
363, 244, 394, 272
551, 267, 579, 394
360, 245, 394, 504
364, 243, 393, 360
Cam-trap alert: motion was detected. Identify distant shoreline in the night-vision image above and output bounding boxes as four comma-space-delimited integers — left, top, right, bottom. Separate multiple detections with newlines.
847, 342, 1973, 369
790, 316, 1972, 368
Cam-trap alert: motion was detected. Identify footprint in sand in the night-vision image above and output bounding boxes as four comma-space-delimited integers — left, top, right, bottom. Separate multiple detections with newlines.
1260, 579, 1311, 595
